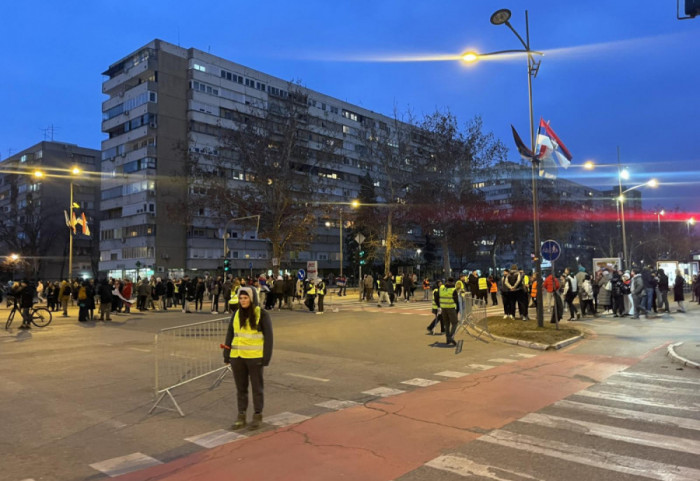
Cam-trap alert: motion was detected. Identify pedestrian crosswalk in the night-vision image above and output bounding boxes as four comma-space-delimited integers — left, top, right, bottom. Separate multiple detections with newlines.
420, 369, 700, 481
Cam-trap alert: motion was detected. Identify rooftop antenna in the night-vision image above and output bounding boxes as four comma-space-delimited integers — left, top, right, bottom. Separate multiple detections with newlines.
41, 124, 57, 141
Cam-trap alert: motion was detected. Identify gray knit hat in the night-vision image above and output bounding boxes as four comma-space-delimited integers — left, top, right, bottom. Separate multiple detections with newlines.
238, 286, 257, 305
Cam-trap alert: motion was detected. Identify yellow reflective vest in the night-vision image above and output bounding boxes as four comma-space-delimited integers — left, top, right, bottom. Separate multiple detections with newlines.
478, 277, 487, 290
455, 280, 465, 291
231, 306, 264, 359
229, 285, 240, 305
432, 288, 439, 310
307, 285, 317, 296
439, 286, 456, 309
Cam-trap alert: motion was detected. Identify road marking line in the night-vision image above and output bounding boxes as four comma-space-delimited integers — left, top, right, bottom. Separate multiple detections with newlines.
285, 373, 330, 382
468, 364, 495, 371
512, 353, 537, 358
602, 379, 699, 397
479, 430, 700, 481
554, 399, 700, 431
184, 429, 246, 448
362, 387, 406, 397
617, 371, 700, 386
315, 400, 360, 410
127, 347, 151, 353
435, 371, 469, 378
401, 378, 440, 387
519, 412, 700, 455
575, 389, 700, 412
265, 412, 311, 427
488, 358, 517, 363
426, 455, 542, 480
89, 453, 163, 478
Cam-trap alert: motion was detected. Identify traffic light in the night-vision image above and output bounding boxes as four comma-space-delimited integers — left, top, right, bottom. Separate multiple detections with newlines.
224, 259, 230, 272
359, 249, 366, 265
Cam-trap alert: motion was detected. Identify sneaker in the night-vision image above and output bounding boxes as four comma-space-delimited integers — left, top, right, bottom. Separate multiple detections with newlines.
503, 315, 508, 319
249, 413, 263, 430
316, 312, 323, 315
427, 329, 434, 335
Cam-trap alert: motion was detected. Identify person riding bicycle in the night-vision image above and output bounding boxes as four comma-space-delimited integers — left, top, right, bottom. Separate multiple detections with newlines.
18, 280, 36, 330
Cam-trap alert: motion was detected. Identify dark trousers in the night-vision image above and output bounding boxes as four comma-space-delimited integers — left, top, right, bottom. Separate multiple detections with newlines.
565, 294, 578, 319
305, 295, 316, 311
443, 308, 458, 343
211, 294, 219, 312
231, 357, 264, 414
317, 294, 324, 312
491, 291, 498, 306
612, 294, 625, 316
427, 310, 445, 333
78, 303, 89, 322
503, 291, 516, 316
517, 291, 528, 318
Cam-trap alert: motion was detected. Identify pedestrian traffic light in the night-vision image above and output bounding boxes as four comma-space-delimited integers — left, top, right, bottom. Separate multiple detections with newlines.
224, 259, 230, 272
359, 249, 365, 265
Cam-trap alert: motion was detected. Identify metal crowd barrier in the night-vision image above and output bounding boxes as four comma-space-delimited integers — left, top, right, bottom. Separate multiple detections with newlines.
455, 293, 493, 353
148, 317, 231, 416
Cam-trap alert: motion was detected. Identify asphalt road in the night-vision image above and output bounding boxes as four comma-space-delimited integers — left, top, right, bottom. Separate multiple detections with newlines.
1, 296, 698, 481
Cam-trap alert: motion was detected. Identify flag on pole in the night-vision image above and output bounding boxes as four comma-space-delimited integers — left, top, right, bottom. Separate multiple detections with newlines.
65, 210, 77, 234
80, 212, 91, 237
536, 118, 573, 178
511, 125, 539, 162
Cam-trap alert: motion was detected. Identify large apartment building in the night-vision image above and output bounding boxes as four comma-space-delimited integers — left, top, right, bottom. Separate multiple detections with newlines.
100, 39, 414, 280
0, 141, 100, 281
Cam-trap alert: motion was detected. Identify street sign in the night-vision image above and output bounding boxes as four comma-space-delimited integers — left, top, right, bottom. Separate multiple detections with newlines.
307, 261, 318, 280
297, 269, 305, 280
355, 233, 365, 245
272, 257, 279, 266
541, 240, 561, 262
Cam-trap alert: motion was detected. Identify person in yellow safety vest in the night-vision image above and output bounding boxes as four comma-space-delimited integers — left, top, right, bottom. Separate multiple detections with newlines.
315, 278, 326, 315
222, 287, 273, 431
394, 273, 403, 300
229, 279, 241, 317
426, 280, 444, 335
438, 278, 460, 346
304, 279, 317, 312
478, 275, 488, 303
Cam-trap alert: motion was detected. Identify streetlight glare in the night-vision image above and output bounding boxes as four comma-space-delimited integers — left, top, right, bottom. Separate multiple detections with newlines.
583, 160, 594, 170
462, 52, 479, 63
351, 199, 360, 208
647, 178, 658, 188
33, 170, 44, 178
620, 169, 630, 180
690, 217, 696, 225
10, 253, 19, 261
71, 166, 81, 175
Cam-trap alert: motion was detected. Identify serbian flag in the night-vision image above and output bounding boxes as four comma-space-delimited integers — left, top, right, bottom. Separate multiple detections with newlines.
80, 212, 91, 236
511, 125, 543, 162
65, 210, 77, 234
536, 118, 572, 178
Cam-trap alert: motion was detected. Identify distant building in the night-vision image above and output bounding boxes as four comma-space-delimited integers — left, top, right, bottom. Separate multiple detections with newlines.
0, 141, 100, 281
99, 39, 416, 280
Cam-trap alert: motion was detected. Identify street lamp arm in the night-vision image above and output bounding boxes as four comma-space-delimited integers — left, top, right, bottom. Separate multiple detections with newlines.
478, 49, 544, 58
503, 21, 529, 50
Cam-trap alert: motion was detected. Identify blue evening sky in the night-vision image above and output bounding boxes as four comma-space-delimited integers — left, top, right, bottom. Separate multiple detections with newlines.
2, 1, 699, 214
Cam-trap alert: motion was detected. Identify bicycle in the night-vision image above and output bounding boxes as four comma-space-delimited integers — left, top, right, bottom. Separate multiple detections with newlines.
5, 304, 53, 330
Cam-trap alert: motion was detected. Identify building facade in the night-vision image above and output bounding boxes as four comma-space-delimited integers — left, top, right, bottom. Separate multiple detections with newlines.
100, 39, 416, 280
0, 141, 100, 282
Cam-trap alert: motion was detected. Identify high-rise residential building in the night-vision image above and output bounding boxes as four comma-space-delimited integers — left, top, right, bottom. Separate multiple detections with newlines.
0, 141, 100, 281
100, 39, 415, 280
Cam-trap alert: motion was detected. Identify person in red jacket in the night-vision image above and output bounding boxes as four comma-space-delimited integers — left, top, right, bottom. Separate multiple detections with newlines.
542, 271, 561, 312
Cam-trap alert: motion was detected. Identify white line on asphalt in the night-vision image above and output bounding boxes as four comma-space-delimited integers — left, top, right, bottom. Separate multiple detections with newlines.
264, 411, 311, 427
575, 389, 700, 412
519, 412, 700, 455
487, 358, 517, 363
285, 373, 330, 382
89, 452, 163, 478
362, 386, 406, 397
184, 429, 246, 448
479, 429, 700, 481
315, 400, 360, 410
401, 378, 441, 387
435, 371, 469, 378
426, 455, 542, 480
512, 353, 537, 358
554, 399, 700, 431
602, 379, 700, 397
467, 364, 496, 371
127, 347, 151, 353
617, 370, 700, 387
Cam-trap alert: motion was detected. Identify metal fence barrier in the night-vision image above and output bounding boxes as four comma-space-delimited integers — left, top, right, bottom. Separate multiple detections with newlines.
455, 294, 492, 353
148, 317, 231, 416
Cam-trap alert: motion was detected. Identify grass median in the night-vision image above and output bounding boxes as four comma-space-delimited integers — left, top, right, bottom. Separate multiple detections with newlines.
486, 316, 583, 345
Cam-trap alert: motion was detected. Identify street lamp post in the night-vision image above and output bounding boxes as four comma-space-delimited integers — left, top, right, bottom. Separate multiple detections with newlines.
223, 215, 261, 274
655, 209, 665, 234
486, 8, 545, 327
619, 176, 658, 270
688, 217, 696, 235
68, 166, 81, 281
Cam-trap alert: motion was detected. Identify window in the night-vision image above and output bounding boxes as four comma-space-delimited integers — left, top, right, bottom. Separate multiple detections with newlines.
193, 63, 206, 72
342, 109, 360, 122
330, 106, 339, 114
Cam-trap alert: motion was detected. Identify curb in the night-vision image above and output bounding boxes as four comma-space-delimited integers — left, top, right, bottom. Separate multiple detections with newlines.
490, 333, 583, 351
666, 342, 700, 369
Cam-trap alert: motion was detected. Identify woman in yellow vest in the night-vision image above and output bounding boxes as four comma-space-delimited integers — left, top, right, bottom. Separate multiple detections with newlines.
222, 287, 273, 430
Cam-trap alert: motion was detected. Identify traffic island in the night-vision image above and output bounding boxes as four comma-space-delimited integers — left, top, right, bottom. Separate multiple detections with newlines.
486, 316, 584, 350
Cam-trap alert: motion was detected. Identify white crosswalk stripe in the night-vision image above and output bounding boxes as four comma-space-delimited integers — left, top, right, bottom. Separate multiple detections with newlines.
424, 368, 700, 480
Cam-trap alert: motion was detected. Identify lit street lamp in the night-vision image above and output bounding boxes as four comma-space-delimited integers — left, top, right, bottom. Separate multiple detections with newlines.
655, 209, 665, 234
688, 217, 696, 235
618, 177, 658, 269
464, 8, 545, 327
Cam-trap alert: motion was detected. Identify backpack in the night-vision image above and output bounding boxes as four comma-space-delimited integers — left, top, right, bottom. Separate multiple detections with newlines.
63, 285, 72, 296
78, 287, 87, 300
